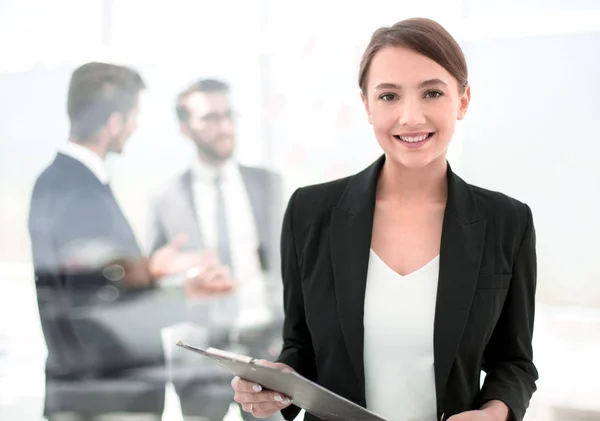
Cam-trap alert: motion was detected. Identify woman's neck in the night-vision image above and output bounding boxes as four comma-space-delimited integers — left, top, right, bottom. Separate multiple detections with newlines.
377, 155, 448, 204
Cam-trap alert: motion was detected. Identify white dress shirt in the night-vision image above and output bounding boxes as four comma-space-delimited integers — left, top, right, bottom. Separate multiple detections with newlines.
363, 249, 439, 421
59, 141, 109, 184
190, 159, 272, 328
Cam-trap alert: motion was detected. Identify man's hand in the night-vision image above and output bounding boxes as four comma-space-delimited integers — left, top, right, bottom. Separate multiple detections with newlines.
109, 257, 151, 287
148, 234, 203, 279
148, 237, 235, 297
183, 251, 236, 298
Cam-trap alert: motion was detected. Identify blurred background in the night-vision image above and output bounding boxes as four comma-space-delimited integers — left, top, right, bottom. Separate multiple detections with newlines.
1, 0, 600, 420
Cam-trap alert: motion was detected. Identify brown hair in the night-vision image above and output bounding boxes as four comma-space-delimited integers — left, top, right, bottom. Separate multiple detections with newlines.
175, 79, 229, 123
67, 62, 146, 140
359, 18, 468, 94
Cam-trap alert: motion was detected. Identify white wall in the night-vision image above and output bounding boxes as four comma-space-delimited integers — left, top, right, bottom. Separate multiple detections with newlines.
462, 32, 600, 307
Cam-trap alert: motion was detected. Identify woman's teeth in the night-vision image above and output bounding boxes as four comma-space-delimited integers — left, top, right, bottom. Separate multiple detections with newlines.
394, 133, 432, 143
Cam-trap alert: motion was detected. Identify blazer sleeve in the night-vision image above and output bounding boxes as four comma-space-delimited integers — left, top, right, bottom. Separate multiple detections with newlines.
28, 188, 84, 377
29, 187, 153, 377
47, 191, 153, 292
43, 192, 128, 289
475, 203, 539, 421
276, 189, 318, 421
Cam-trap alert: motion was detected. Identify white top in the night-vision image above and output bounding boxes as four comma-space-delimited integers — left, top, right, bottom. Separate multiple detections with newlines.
363, 249, 439, 421
190, 159, 271, 327
59, 141, 109, 184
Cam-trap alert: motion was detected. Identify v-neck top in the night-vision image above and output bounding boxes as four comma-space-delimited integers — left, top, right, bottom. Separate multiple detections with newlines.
363, 248, 439, 421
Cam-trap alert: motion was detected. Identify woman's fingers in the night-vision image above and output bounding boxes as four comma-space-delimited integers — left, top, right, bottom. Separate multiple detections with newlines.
234, 390, 291, 404
232, 375, 292, 418
240, 400, 292, 418
232, 376, 263, 393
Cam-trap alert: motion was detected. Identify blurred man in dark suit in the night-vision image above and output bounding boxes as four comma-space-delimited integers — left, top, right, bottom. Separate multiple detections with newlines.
28, 63, 232, 421
146, 79, 284, 421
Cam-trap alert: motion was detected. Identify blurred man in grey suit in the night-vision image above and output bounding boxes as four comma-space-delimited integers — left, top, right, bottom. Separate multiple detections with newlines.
147, 79, 284, 421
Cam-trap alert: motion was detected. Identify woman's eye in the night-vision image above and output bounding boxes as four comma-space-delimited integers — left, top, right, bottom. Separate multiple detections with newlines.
424, 90, 443, 99
380, 93, 396, 101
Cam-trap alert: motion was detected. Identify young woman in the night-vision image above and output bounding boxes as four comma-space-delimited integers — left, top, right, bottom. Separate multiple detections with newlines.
231, 17, 538, 421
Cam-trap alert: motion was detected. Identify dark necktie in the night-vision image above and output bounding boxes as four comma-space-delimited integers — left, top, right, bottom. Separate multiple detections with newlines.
214, 173, 232, 267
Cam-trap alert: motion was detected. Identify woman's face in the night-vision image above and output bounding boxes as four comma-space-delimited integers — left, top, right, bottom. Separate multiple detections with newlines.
361, 46, 470, 169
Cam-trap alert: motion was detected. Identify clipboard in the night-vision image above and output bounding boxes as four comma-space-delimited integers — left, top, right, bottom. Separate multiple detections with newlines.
176, 341, 388, 421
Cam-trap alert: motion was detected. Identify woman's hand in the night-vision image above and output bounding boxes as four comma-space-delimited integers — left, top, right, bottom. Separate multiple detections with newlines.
448, 400, 509, 421
447, 411, 496, 421
232, 360, 294, 418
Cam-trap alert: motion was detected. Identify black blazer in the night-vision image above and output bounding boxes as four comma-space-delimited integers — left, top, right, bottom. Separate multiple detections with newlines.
277, 156, 538, 421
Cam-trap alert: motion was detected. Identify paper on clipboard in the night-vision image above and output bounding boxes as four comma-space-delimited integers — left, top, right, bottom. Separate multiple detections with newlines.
176, 341, 388, 421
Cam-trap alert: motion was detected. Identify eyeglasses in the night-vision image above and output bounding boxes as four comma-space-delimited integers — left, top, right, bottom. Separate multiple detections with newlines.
200, 110, 235, 125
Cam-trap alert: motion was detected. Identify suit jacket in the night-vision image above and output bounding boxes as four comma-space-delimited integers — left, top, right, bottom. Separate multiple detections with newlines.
147, 164, 281, 267
28, 153, 164, 379
277, 156, 538, 421
146, 164, 284, 314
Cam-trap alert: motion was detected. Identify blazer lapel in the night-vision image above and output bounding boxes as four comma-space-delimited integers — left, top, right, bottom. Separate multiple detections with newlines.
433, 168, 486, 410
330, 157, 384, 399
330, 156, 486, 410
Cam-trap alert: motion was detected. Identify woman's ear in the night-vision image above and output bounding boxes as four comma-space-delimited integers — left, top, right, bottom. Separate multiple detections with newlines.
457, 84, 471, 121
360, 91, 372, 124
